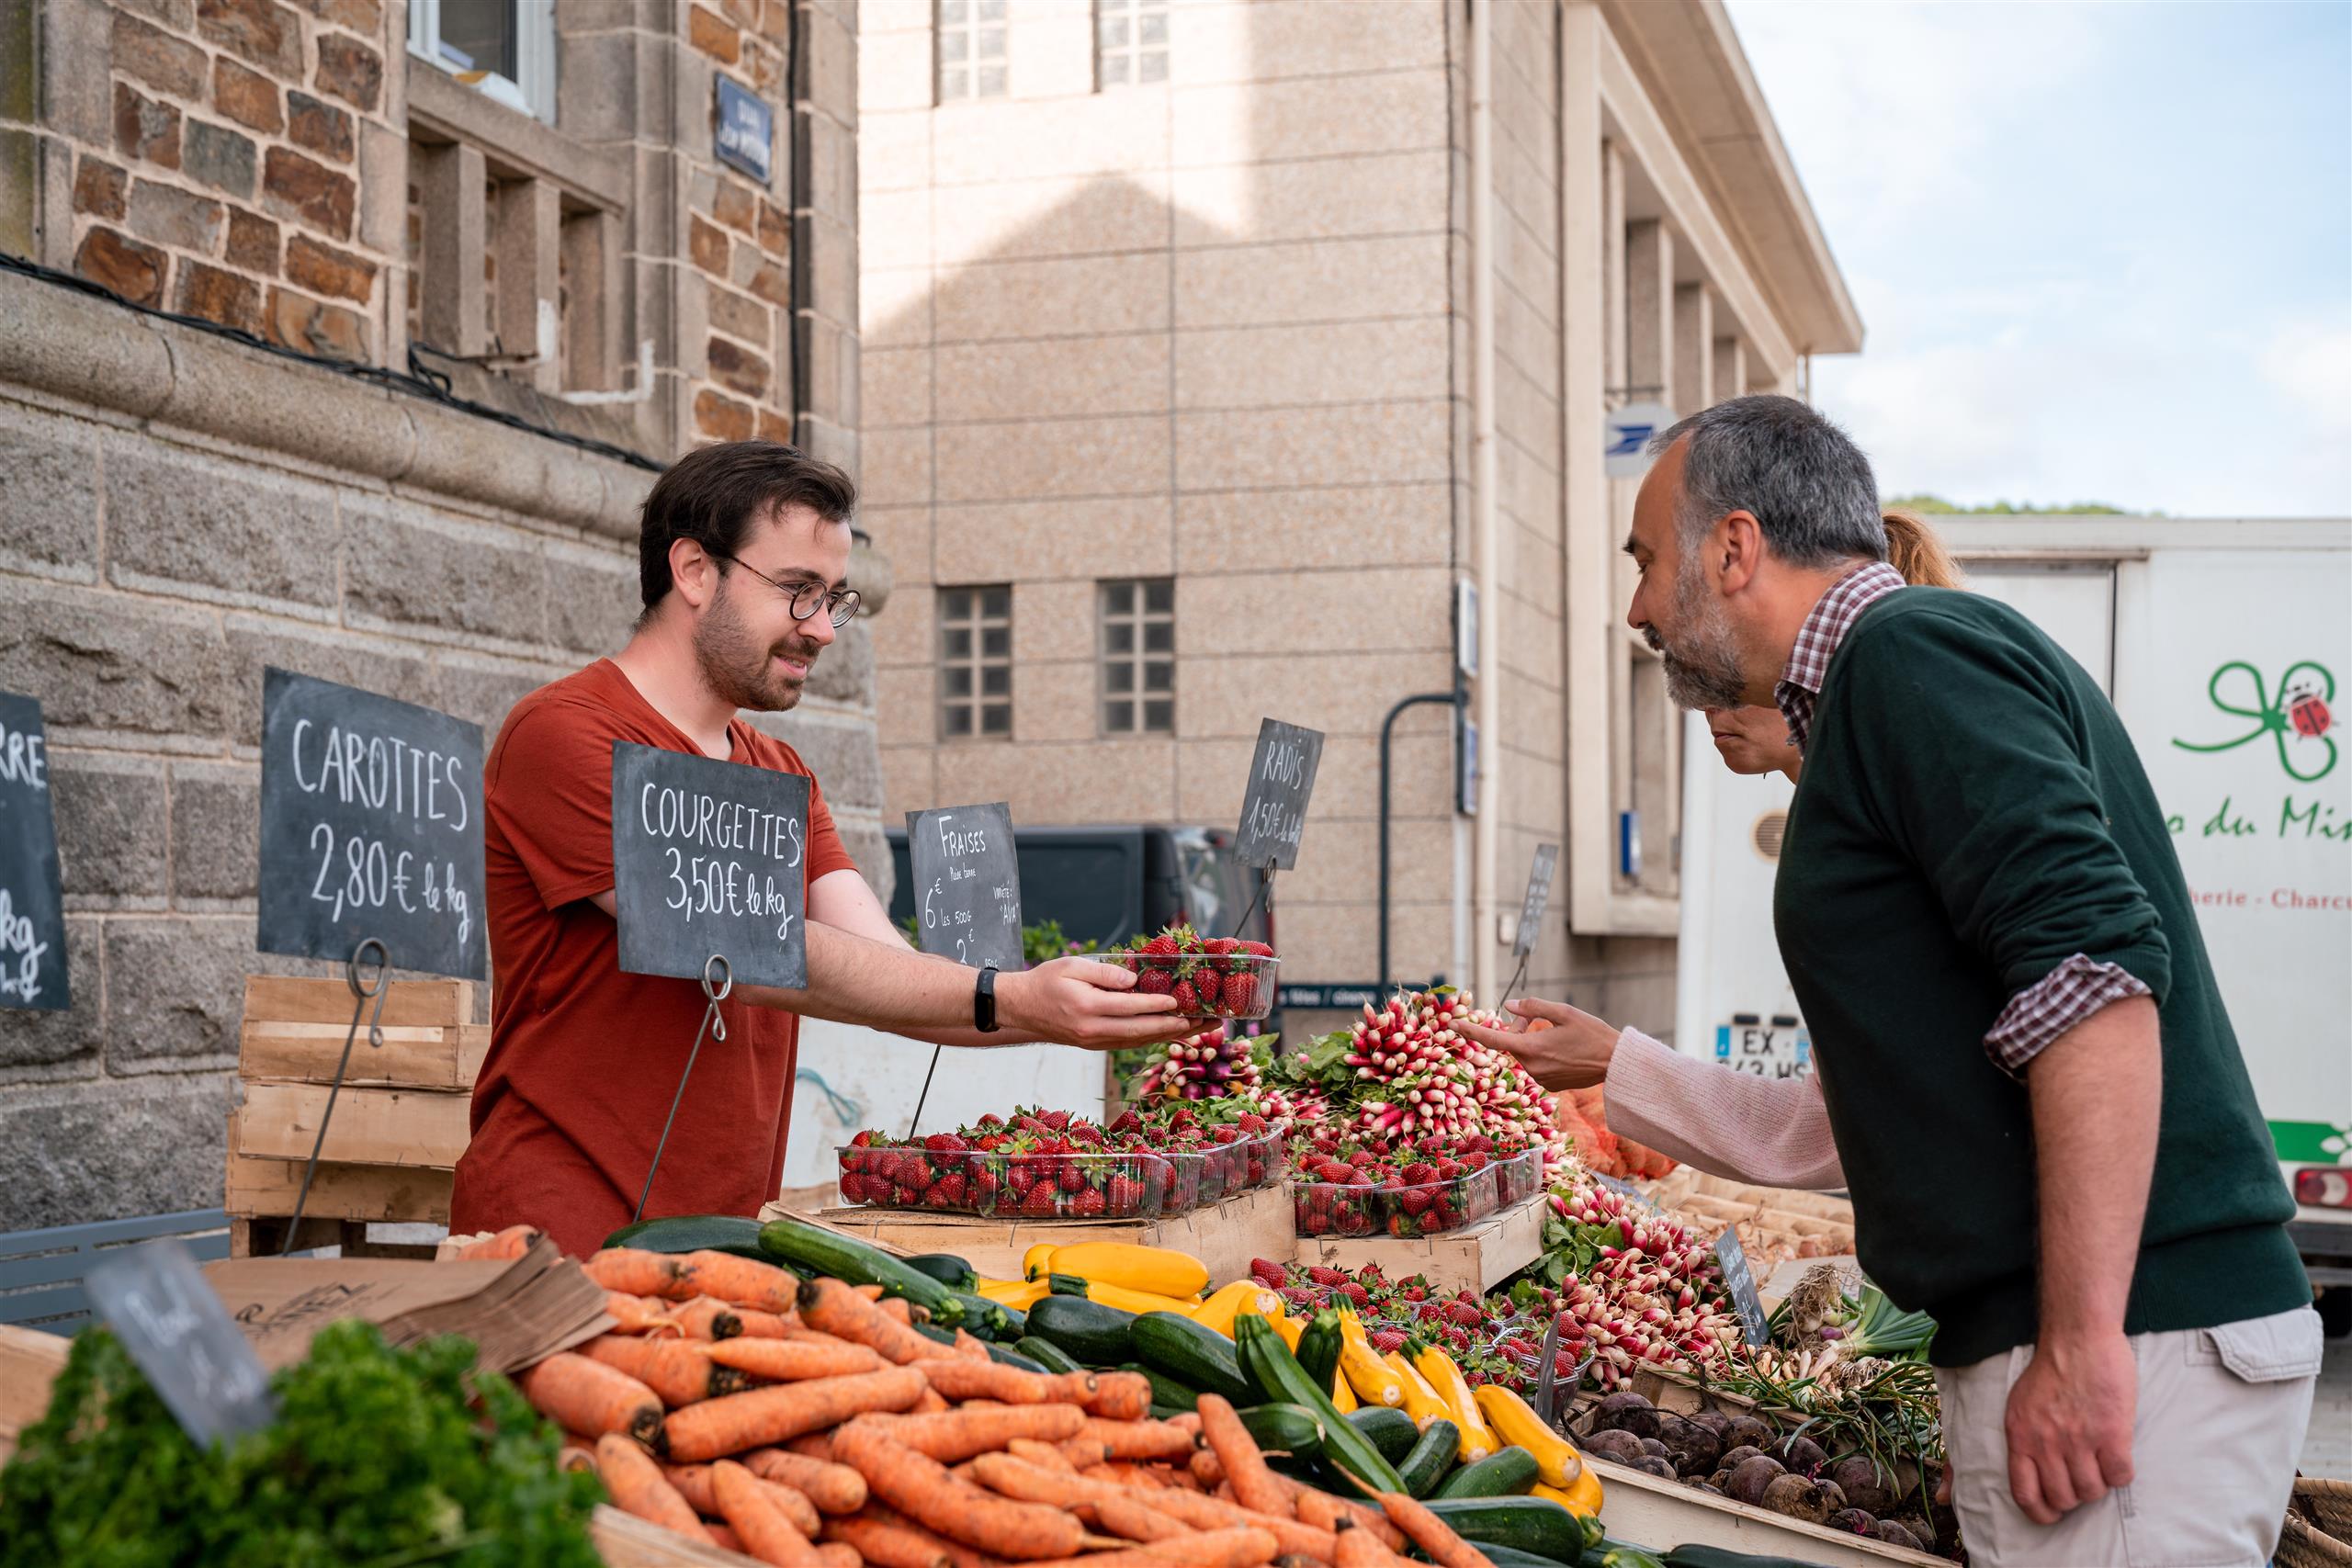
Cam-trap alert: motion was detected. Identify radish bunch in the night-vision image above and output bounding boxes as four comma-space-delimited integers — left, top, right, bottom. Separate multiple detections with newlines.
1544, 1171, 1744, 1388
1132, 1023, 1264, 1102
1340, 991, 1567, 1163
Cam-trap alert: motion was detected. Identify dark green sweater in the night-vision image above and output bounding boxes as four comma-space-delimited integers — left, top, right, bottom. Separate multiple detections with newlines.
1775, 589, 2306, 1367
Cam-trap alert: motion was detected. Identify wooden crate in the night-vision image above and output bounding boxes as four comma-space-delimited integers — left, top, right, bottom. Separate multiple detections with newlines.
1295, 1190, 1546, 1296
1584, 1456, 1946, 1567
763, 1181, 1297, 1285
227, 976, 478, 1258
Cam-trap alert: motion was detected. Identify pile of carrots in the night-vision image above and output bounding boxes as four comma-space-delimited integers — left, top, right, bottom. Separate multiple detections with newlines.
511, 1242, 1505, 1568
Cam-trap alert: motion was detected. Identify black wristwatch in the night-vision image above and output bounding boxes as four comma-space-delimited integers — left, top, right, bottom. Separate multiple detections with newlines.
974, 964, 1001, 1033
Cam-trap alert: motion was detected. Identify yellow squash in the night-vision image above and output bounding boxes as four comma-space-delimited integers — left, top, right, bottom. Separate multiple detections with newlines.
1474, 1383, 1588, 1493
1022, 1242, 1058, 1281
1534, 1476, 1605, 1518
1413, 1345, 1496, 1461
1329, 1363, 1359, 1413
1337, 1313, 1406, 1407
1237, 1296, 1305, 1352
1385, 1350, 1452, 1430
1192, 1280, 1283, 1337
1046, 1242, 1209, 1300
1054, 1276, 1200, 1317
976, 1278, 1051, 1310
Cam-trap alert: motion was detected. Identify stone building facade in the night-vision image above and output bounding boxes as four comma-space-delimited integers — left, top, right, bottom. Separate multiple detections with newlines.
859, 0, 1860, 1042
0, 0, 876, 1228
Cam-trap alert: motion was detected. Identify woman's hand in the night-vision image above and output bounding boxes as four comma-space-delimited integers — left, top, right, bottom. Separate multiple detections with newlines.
1453, 998, 1622, 1090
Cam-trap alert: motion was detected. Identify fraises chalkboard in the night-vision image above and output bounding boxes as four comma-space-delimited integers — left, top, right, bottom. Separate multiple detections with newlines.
611, 742, 809, 989
1512, 843, 1559, 958
258, 670, 487, 980
1233, 718, 1324, 870
1713, 1227, 1771, 1347
84, 1239, 277, 1447
906, 802, 1023, 972
0, 692, 68, 1011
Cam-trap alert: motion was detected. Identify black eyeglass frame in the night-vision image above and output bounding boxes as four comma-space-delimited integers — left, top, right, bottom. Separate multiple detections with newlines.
710, 551, 861, 626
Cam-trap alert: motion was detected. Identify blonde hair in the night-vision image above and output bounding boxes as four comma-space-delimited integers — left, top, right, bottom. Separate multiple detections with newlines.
1881, 509, 1963, 590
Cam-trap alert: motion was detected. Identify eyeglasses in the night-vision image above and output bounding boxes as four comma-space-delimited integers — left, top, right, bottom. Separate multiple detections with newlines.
711, 553, 861, 626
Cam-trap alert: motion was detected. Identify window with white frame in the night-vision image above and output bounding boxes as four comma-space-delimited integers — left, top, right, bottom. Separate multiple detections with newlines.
939, 586, 1013, 740
409, 0, 556, 122
936, 0, 1008, 102
1098, 579, 1173, 735
1096, 0, 1167, 86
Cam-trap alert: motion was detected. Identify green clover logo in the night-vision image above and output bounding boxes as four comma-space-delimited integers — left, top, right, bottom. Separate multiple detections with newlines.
2172, 660, 2336, 782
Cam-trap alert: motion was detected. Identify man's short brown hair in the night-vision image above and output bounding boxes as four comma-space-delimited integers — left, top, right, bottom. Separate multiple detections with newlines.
638, 440, 856, 615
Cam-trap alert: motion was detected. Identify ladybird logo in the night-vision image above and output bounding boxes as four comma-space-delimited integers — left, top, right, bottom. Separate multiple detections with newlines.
2172, 660, 2337, 783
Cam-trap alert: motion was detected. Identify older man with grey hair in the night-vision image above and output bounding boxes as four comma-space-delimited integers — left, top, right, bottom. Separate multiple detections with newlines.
1464, 395, 2319, 1566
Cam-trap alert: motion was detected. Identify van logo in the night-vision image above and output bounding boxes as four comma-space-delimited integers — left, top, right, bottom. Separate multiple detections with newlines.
2172, 660, 2336, 782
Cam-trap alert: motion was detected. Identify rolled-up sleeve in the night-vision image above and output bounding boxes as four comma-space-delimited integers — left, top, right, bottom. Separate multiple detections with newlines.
1604, 1029, 1847, 1191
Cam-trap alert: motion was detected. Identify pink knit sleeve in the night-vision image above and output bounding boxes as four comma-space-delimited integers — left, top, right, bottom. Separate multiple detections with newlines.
1601, 1029, 1847, 1192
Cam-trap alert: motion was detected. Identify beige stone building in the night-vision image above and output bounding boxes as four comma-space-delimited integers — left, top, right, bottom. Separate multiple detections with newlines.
859, 0, 1860, 1039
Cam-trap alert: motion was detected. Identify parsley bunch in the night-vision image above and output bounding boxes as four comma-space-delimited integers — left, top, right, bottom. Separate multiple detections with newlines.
0, 1319, 603, 1568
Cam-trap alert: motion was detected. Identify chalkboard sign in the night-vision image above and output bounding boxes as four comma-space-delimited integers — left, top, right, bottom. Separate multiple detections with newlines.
1511, 843, 1558, 958
611, 742, 809, 989
906, 802, 1023, 972
0, 692, 69, 1011
1233, 718, 1324, 870
258, 670, 487, 980
1713, 1227, 1771, 1347
84, 1239, 277, 1447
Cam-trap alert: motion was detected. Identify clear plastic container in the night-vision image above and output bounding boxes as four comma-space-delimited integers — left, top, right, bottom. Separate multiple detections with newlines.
1098, 951, 1279, 1021
834, 1130, 1290, 1222
1190, 1121, 1289, 1204
1290, 1147, 1545, 1239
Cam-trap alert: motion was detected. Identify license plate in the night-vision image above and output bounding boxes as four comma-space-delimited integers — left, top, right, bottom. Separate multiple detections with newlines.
1715, 1021, 1812, 1080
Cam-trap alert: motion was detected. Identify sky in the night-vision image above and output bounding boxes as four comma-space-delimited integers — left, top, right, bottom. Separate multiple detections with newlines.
1723, 0, 2352, 518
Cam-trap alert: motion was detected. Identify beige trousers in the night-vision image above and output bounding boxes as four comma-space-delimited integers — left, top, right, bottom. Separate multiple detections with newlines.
1935, 1306, 2324, 1567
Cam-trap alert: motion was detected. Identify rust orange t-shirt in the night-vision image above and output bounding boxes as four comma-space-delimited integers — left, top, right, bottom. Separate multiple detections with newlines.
450, 659, 856, 1255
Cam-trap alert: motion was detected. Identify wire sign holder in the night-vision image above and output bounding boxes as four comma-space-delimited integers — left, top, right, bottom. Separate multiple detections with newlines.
901, 801, 1023, 1140
254, 670, 488, 1252
1229, 718, 1324, 941
609, 743, 808, 1219
1500, 842, 1558, 1010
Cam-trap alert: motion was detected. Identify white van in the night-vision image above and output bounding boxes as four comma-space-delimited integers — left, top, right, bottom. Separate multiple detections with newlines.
1675, 517, 2352, 1331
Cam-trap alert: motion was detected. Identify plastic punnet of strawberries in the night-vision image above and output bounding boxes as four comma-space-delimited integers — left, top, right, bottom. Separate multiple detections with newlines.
1289, 1127, 1545, 1239
1100, 925, 1279, 1021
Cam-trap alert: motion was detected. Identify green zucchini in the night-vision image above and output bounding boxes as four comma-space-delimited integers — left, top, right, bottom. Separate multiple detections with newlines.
1047, 1273, 1091, 1298
1345, 1405, 1420, 1463
1480, 1547, 1579, 1568
1587, 1544, 1669, 1568
1397, 1418, 1460, 1497
1023, 1293, 1138, 1367
757, 1218, 960, 1325
603, 1214, 767, 1257
945, 1291, 1022, 1342
1236, 1402, 1325, 1457
1434, 1447, 1540, 1499
1295, 1309, 1343, 1397
1120, 1362, 1200, 1413
1231, 1314, 1407, 1497
913, 1322, 957, 1347
901, 1253, 979, 1291
1015, 1337, 1087, 1376
1428, 1496, 1598, 1562
984, 1343, 1047, 1373
1130, 1312, 1254, 1406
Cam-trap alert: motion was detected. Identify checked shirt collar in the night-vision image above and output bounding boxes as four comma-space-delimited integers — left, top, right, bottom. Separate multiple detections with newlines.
1772, 559, 1908, 752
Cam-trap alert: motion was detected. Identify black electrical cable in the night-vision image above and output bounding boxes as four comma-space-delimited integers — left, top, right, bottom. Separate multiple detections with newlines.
0, 249, 666, 474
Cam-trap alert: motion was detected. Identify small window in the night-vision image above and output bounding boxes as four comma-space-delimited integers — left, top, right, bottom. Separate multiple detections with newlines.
937, 0, 1008, 102
1099, 579, 1174, 735
1096, 0, 1167, 86
408, 0, 555, 121
939, 585, 1013, 740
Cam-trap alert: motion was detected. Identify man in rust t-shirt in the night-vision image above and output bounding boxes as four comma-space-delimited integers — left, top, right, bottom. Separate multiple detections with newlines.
451, 443, 1184, 1254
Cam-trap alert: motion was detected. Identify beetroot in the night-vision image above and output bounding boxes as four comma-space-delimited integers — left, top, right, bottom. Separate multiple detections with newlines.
1826, 1508, 1877, 1535
1583, 1428, 1647, 1465
1632, 1455, 1679, 1481
1593, 1392, 1662, 1440
1722, 1414, 1775, 1453
1638, 1438, 1671, 1461
1716, 1444, 1766, 1473
1876, 1520, 1921, 1551
1657, 1416, 1722, 1477
1725, 1454, 1787, 1507
1778, 1434, 1828, 1475
1760, 1472, 1834, 1525
1685, 1408, 1734, 1439
1829, 1454, 1896, 1515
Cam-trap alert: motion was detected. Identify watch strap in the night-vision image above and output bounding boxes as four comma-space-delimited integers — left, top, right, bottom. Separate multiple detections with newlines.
974, 964, 1001, 1033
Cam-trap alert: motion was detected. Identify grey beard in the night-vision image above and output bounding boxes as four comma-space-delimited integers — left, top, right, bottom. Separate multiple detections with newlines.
1646, 564, 1750, 711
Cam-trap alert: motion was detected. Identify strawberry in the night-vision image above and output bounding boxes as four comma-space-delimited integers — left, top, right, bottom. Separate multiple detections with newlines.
1238, 1112, 1269, 1134
1071, 1186, 1107, 1218
1237, 941, 1273, 959
1370, 1327, 1408, 1354
1219, 973, 1258, 1015
1397, 1190, 1432, 1216
1106, 1176, 1148, 1213
1057, 1163, 1088, 1193
924, 1133, 969, 1155
1141, 931, 1181, 958
1250, 1258, 1288, 1287
850, 1130, 875, 1148
1136, 967, 1175, 997
1339, 1281, 1371, 1308
1170, 979, 1202, 1013
1306, 1266, 1348, 1288
929, 1172, 968, 1207
1402, 1163, 1439, 1186
1447, 1302, 1485, 1327
1021, 1183, 1063, 1218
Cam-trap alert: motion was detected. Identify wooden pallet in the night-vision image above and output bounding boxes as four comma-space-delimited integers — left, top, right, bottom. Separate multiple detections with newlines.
1295, 1190, 1547, 1296
763, 1181, 1297, 1285
226, 976, 479, 1258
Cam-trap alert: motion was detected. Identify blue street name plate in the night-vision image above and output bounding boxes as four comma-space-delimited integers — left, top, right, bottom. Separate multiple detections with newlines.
715, 77, 774, 185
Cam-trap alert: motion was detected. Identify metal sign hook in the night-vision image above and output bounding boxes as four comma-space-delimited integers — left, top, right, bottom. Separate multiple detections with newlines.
634, 953, 733, 1224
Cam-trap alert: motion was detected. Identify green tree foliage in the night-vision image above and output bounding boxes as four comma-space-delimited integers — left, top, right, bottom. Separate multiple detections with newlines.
1884, 493, 2140, 516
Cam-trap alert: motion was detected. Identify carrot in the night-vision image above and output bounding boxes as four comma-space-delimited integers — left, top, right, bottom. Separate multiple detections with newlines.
585, 1247, 699, 1300
831, 1419, 1086, 1562
1106, 1476, 1338, 1562
1166, 1411, 1202, 1437
1057, 1438, 1112, 1471
875, 1404, 1088, 1461
914, 1387, 952, 1415
950, 1329, 994, 1363
663, 1366, 932, 1464
714, 1457, 826, 1566
1018, 1526, 1278, 1568
1190, 1449, 1225, 1489
738, 1308, 797, 1338
454, 1224, 541, 1260
1197, 1395, 1290, 1519
800, 1278, 942, 1366
1080, 1417, 1198, 1462
1282, 1483, 1404, 1552
1092, 1494, 1190, 1544
919, 1360, 1085, 1405
707, 1523, 746, 1554
606, 1291, 685, 1336
743, 1446, 870, 1514
822, 1505, 988, 1568
788, 1432, 838, 1461
1333, 1517, 1399, 1568
666, 1295, 747, 1341
517, 1352, 666, 1449
815, 1545, 861, 1568
666, 1463, 823, 1538
580, 1335, 745, 1408
1374, 1492, 1494, 1568
711, 1337, 888, 1382
1081, 1371, 1153, 1422
559, 1437, 597, 1474
1006, 1438, 1075, 1472
682, 1250, 803, 1314
596, 1433, 715, 1542
856, 1283, 888, 1302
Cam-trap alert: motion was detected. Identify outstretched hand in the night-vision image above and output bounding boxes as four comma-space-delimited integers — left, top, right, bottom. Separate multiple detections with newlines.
998, 956, 1193, 1049
1453, 997, 1621, 1091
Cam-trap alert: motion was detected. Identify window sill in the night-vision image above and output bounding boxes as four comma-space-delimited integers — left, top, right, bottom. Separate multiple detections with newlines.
406, 57, 629, 212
